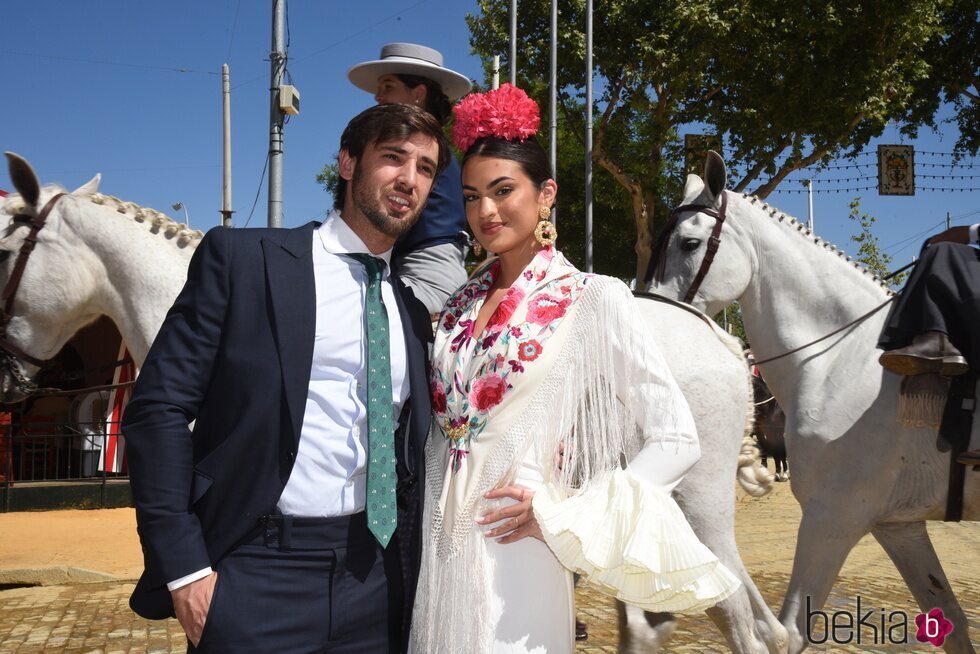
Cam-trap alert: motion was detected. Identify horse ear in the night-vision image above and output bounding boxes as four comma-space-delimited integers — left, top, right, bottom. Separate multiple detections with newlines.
703, 150, 727, 202
73, 173, 101, 197
682, 174, 705, 203
4, 152, 41, 208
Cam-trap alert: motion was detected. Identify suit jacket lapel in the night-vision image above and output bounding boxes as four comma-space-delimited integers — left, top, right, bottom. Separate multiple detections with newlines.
262, 222, 317, 451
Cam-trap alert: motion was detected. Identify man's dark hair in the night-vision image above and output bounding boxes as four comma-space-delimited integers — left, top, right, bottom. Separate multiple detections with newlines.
334, 103, 451, 210
394, 73, 453, 126
462, 136, 554, 191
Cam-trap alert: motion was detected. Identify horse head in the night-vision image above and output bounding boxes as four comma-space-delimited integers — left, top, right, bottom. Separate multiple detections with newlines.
650, 151, 754, 316
0, 152, 104, 402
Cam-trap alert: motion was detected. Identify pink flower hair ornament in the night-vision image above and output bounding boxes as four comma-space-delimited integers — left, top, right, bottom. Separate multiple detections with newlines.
451, 83, 541, 152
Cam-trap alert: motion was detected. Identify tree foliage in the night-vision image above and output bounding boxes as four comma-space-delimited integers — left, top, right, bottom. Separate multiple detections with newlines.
848, 198, 908, 289
901, 0, 979, 156
467, 0, 957, 283
316, 162, 339, 204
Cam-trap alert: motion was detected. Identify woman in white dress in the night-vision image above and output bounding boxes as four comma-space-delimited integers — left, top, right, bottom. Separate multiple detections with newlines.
410, 84, 739, 654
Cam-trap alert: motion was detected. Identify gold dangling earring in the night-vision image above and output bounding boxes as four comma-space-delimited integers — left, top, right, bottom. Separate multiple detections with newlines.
534, 205, 557, 247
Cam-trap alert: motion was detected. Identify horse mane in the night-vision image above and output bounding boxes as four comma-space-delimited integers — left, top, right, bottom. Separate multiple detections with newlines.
739, 192, 895, 296
3, 185, 205, 249
88, 191, 204, 249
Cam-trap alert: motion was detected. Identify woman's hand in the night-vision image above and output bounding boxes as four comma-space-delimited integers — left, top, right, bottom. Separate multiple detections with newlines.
476, 485, 544, 543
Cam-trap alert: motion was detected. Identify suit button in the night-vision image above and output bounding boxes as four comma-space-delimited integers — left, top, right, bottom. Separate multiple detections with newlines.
288, 451, 295, 460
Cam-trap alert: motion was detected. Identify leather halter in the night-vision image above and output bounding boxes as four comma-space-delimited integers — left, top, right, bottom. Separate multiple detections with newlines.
645, 191, 728, 304
0, 193, 66, 374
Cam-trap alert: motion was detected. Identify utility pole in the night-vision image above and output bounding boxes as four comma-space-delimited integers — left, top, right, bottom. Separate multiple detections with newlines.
221, 63, 234, 228
803, 179, 814, 231
509, 0, 517, 85
946, 211, 952, 230
584, 0, 593, 272
267, 0, 286, 228
549, 0, 557, 226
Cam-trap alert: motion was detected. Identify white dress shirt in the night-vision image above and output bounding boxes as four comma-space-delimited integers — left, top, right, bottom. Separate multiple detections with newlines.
168, 211, 410, 591
277, 210, 410, 515
970, 222, 979, 246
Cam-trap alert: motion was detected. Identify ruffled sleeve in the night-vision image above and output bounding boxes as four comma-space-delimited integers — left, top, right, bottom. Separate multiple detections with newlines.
533, 468, 740, 613
532, 279, 740, 612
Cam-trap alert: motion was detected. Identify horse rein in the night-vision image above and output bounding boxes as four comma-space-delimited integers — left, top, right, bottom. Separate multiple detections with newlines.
0, 193, 134, 397
751, 296, 895, 366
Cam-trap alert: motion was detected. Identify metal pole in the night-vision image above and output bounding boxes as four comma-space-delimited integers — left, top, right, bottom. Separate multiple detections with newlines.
267, 0, 286, 228
804, 179, 813, 231
509, 0, 517, 85
584, 0, 593, 272
491, 55, 500, 90
549, 0, 557, 226
946, 211, 951, 230
221, 63, 235, 228
172, 202, 190, 227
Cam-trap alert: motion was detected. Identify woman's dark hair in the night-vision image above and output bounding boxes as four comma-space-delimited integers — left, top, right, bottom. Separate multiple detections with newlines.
462, 136, 554, 190
334, 103, 451, 210
394, 73, 453, 126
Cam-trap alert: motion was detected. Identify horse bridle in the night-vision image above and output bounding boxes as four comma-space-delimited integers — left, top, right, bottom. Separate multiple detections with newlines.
0, 192, 67, 386
0, 193, 136, 399
645, 191, 728, 304
644, 189, 898, 367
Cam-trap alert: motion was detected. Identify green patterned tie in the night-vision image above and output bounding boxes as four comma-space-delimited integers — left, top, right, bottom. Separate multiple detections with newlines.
349, 254, 397, 548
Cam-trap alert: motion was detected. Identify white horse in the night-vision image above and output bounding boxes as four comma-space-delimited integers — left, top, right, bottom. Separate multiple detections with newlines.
1, 152, 784, 653
653, 151, 979, 653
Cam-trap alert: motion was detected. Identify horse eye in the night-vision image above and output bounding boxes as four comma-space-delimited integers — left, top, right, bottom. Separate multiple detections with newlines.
680, 237, 701, 252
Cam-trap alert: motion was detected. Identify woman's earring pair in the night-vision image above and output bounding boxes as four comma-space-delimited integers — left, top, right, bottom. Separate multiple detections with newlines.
534, 205, 557, 247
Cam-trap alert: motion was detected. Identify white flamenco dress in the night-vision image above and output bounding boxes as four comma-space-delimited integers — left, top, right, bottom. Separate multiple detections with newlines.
410, 248, 739, 653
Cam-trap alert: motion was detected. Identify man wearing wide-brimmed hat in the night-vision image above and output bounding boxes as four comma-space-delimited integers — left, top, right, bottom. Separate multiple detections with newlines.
349, 43, 473, 317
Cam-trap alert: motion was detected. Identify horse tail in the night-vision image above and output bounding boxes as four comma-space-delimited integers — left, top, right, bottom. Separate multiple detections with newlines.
739, 353, 773, 496
737, 435, 774, 497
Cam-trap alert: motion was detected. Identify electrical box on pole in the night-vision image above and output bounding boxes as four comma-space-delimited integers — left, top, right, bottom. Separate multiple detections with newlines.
279, 85, 300, 115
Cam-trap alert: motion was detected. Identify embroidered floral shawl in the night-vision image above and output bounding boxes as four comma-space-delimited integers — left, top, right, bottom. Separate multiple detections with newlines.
429, 247, 591, 541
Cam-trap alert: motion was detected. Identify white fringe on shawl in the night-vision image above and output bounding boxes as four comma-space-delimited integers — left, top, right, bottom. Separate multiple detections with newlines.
411, 277, 727, 653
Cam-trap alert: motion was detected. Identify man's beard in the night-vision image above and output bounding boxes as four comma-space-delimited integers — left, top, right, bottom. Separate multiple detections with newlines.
351, 164, 422, 238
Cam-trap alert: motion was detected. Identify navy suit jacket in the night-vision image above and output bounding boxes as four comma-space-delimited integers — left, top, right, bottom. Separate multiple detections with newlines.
122, 222, 432, 641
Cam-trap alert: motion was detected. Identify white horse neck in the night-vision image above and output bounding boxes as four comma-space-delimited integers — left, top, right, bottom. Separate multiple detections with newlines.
60, 192, 199, 365
732, 195, 892, 390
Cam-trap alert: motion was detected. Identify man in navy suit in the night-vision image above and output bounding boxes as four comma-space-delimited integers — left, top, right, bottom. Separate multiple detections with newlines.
122, 103, 449, 652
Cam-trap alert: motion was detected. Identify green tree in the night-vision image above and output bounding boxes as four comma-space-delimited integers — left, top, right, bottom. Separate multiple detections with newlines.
467, 0, 953, 283
901, 0, 979, 156
713, 303, 747, 344
848, 198, 908, 289
316, 162, 339, 205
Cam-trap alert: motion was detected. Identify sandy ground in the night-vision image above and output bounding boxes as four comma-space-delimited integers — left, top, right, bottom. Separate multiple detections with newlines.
0, 508, 142, 579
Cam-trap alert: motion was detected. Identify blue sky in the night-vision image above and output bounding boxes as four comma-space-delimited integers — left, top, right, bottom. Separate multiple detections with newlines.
2, 1, 977, 272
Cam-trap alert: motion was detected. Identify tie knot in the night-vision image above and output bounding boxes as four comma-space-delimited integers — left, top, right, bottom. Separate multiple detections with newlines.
348, 253, 386, 281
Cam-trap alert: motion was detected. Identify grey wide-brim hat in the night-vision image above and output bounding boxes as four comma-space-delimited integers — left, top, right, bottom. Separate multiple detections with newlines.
348, 43, 472, 101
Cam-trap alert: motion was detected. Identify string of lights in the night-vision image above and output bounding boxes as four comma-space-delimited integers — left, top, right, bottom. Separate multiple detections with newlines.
774, 173, 978, 183
771, 185, 978, 194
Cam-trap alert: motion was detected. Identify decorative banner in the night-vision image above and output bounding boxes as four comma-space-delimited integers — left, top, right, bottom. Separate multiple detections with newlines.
878, 145, 915, 195
99, 342, 136, 474
684, 134, 722, 176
